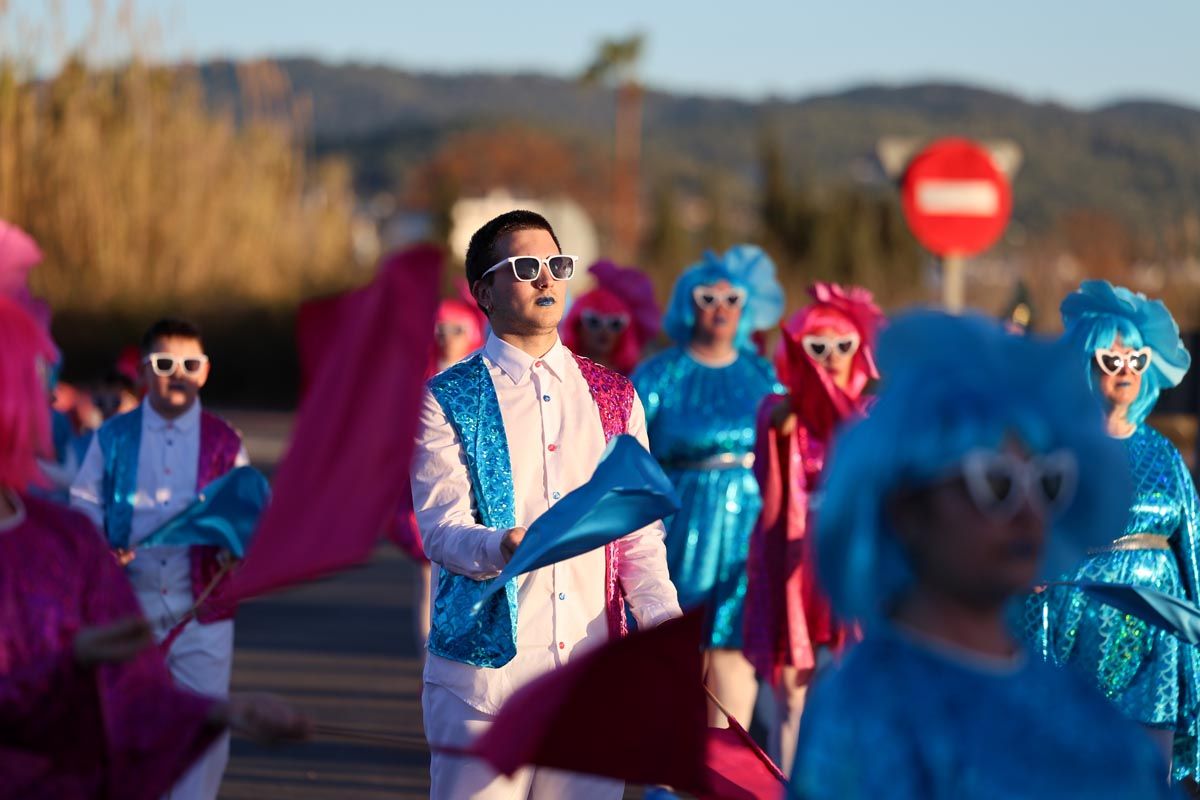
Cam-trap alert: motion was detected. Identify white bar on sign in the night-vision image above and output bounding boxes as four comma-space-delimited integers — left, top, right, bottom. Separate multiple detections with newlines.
915, 180, 1000, 216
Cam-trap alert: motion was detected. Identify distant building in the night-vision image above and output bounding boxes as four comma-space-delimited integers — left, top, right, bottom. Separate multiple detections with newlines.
449, 189, 600, 290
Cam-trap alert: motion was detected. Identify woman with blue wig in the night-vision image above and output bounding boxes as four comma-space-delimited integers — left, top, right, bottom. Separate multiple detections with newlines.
791, 310, 1171, 798
632, 244, 784, 727
1027, 280, 1200, 780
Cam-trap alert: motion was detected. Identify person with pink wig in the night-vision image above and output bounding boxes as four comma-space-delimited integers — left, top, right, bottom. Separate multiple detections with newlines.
0, 295, 310, 798
742, 281, 885, 773
561, 260, 662, 375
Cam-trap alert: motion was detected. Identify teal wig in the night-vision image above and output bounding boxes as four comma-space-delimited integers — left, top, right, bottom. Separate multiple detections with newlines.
662, 244, 785, 349
816, 310, 1131, 625
1060, 280, 1190, 426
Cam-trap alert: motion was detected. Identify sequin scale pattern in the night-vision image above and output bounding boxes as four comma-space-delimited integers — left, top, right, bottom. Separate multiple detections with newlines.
573, 353, 633, 639
632, 347, 782, 648
426, 355, 520, 668
1023, 424, 1200, 780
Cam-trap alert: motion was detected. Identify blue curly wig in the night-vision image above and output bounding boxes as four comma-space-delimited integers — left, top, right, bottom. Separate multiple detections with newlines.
1060, 280, 1190, 426
662, 244, 785, 349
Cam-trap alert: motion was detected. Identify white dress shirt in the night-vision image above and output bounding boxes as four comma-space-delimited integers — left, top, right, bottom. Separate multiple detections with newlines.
70, 400, 249, 626
412, 333, 681, 714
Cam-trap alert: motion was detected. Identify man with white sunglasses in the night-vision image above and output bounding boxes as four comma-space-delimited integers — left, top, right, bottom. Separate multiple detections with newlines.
411, 210, 681, 799
71, 317, 249, 800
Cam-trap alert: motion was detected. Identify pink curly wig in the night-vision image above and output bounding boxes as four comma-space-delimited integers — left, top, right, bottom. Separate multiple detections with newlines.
562, 287, 644, 374
776, 282, 885, 439
562, 260, 662, 375
0, 294, 56, 490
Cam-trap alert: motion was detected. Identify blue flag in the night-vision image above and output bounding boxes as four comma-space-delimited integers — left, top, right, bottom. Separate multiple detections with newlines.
1049, 580, 1200, 645
136, 466, 270, 558
473, 435, 680, 610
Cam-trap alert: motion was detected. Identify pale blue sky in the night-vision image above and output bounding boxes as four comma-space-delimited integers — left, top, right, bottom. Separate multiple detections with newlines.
11, 0, 1200, 108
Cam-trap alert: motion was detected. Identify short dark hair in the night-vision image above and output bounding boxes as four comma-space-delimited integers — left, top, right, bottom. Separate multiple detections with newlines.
140, 317, 205, 355
464, 210, 561, 287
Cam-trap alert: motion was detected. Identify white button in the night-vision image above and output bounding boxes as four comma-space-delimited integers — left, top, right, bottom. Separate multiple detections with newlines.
558, 592, 566, 601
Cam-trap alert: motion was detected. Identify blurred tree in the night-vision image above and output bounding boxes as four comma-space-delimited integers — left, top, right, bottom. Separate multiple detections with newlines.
701, 172, 731, 252
581, 34, 644, 262
644, 180, 691, 289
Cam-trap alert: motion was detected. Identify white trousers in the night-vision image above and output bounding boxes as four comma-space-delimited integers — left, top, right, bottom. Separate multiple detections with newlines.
423, 683, 624, 800
137, 584, 234, 800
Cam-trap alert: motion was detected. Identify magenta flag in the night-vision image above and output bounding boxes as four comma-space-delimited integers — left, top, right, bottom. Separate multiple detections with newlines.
211, 244, 440, 606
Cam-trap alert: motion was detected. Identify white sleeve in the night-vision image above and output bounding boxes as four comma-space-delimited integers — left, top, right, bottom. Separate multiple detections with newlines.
410, 388, 507, 579
616, 391, 682, 628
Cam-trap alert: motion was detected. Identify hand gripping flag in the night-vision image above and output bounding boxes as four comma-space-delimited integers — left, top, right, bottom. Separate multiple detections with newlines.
473, 434, 681, 611
135, 466, 269, 558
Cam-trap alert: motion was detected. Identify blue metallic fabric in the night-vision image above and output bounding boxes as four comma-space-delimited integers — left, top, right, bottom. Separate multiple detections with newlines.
791, 629, 1175, 799
96, 406, 143, 548
426, 354, 520, 669
1026, 424, 1200, 780
633, 346, 782, 648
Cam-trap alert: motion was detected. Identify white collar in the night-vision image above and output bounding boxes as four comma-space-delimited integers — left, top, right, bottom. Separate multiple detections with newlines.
143, 398, 201, 432
483, 333, 567, 385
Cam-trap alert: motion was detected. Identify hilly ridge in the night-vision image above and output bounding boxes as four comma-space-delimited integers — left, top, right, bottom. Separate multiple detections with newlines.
198, 58, 1200, 243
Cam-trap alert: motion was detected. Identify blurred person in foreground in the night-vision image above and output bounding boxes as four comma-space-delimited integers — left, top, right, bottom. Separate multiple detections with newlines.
561, 259, 662, 375
70, 318, 252, 800
411, 210, 681, 799
631, 245, 784, 730
0, 295, 310, 799
791, 310, 1174, 799
1026, 281, 1200, 780
743, 282, 884, 773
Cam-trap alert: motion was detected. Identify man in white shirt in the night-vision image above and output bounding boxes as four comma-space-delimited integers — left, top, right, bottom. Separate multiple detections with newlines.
71, 318, 249, 800
412, 210, 682, 799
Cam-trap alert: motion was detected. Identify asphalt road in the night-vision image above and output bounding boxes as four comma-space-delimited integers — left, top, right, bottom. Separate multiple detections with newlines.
214, 411, 652, 799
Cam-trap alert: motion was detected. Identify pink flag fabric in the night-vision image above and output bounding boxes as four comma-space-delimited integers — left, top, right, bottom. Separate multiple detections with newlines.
702, 721, 787, 800
461, 609, 788, 797
466, 610, 711, 793
210, 244, 440, 607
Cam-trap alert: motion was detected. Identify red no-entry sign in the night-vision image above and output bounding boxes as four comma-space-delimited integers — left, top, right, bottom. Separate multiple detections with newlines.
900, 138, 1012, 257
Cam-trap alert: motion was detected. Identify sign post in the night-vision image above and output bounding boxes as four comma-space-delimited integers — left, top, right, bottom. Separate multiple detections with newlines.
898, 138, 1013, 312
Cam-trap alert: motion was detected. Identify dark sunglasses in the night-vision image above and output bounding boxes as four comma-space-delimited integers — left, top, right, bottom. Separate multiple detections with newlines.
482, 255, 577, 282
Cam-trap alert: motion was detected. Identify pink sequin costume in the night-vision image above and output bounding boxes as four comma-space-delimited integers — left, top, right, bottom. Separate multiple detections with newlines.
1, 494, 221, 799
743, 282, 884, 685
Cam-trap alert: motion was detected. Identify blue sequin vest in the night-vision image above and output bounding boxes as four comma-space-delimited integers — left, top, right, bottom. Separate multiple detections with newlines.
426, 351, 633, 668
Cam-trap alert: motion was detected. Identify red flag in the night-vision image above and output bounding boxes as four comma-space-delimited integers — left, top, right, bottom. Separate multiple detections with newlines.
465, 610, 710, 793
210, 244, 440, 606
702, 722, 787, 800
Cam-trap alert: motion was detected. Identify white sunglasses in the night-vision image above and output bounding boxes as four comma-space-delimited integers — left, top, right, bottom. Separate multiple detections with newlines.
481, 255, 577, 282
144, 352, 209, 378
692, 286, 746, 310
802, 333, 860, 362
957, 448, 1078, 520
1094, 347, 1152, 376
580, 309, 630, 333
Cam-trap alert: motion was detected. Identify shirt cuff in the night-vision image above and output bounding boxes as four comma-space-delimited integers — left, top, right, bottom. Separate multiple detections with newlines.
484, 528, 508, 574
630, 600, 683, 630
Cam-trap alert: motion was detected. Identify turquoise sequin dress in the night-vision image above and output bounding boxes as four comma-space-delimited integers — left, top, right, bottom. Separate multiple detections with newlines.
633, 347, 782, 648
792, 629, 1175, 799
1027, 424, 1200, 780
